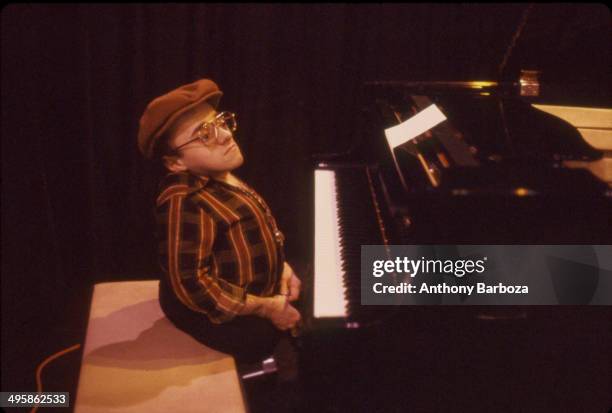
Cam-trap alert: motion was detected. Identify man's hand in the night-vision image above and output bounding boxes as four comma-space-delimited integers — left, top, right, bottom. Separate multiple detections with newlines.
261, 295, 301, 331
279, 261, 302, 302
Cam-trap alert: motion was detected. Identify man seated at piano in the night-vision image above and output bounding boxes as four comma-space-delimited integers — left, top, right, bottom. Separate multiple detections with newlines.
137, 78, 302, 365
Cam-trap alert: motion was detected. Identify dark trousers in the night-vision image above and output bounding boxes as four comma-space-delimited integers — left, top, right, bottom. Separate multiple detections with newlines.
159, 283, 283, 365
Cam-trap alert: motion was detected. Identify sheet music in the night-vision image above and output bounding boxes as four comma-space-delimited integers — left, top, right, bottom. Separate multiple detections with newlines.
384, 104, 447, 149
383, 104, 447, 190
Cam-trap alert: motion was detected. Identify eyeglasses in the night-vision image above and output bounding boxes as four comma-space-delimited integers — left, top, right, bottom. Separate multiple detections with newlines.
174, 111, 237, 151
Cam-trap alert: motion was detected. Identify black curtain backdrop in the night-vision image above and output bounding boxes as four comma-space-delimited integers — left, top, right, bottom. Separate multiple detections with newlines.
2, 4, 610, 394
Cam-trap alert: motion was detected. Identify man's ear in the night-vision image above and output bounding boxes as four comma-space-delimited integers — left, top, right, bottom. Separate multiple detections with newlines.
162, 154, 187, 173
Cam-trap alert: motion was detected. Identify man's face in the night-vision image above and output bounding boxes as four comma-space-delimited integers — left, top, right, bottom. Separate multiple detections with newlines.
166, 105, 244, 176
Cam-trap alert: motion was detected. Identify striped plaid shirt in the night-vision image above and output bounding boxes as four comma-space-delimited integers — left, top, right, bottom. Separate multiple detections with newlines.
156, 171, 285, 323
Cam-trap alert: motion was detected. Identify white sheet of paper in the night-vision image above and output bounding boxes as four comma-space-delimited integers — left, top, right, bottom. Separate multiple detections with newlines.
384, 104, 447, 149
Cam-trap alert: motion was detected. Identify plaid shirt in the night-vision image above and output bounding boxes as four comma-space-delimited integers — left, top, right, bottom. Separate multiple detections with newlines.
156, 171, 286, 323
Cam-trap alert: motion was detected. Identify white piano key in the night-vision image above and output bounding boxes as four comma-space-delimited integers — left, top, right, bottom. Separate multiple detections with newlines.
314, 169, 348, 318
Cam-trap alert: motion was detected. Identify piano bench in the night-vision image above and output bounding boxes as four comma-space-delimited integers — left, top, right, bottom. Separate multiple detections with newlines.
74, 280, 247, 413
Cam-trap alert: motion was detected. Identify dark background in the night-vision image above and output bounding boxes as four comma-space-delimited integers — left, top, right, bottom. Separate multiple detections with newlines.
2, 3, 610, 410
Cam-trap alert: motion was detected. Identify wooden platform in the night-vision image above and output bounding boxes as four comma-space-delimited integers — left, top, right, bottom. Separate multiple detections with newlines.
74, 280, 247, 413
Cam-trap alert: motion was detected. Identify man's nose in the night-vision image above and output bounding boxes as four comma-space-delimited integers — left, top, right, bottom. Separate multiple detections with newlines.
216, 127, 233, 144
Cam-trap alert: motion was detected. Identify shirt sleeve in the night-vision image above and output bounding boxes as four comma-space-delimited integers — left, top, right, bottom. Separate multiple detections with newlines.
157, 193, 247, 323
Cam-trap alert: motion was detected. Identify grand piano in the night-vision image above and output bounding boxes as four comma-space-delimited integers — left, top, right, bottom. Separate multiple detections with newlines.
300, 78, 612, 411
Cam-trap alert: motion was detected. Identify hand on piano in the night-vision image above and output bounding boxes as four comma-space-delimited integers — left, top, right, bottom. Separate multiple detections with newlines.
280, 261, 302, 302
263, 295, 302, 331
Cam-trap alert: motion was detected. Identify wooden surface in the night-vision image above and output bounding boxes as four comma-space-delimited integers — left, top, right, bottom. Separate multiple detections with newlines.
74, 281, 246, 413
532, 104, 612, 150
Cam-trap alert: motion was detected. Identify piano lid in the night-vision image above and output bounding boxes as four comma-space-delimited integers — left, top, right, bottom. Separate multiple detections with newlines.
352, 79, 610, 224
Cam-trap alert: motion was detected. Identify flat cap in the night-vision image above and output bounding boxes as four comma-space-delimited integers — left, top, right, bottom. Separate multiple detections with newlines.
138, 78, 223, 159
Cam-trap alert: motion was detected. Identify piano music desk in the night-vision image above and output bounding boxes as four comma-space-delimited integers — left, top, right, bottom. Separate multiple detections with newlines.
74, 280, 247, 413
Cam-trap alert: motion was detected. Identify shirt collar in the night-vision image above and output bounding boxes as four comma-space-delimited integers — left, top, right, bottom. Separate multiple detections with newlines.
157, 171, 211, 196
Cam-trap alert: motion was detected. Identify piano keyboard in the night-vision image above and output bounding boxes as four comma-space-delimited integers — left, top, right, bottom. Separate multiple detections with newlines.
314, 166, 388, 323
314, 169, 347, 318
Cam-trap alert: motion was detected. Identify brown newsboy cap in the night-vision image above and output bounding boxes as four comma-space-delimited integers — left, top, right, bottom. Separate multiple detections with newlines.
137, 78, 223, 159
